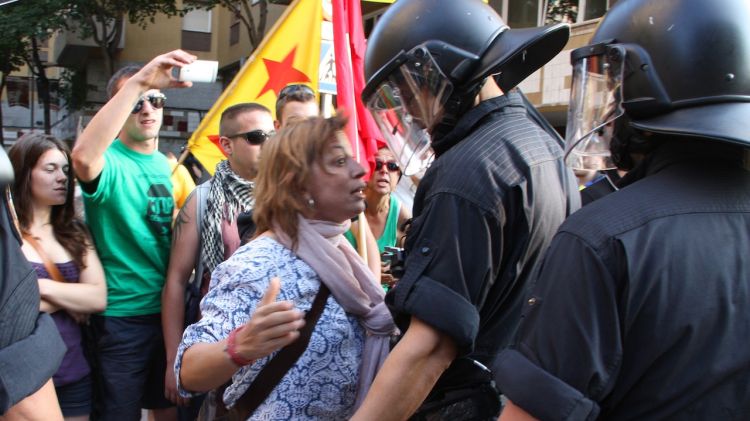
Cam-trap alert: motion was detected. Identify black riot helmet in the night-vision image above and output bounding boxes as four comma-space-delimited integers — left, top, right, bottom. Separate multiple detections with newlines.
564, 0, 750, 170
362, 0, 569, 175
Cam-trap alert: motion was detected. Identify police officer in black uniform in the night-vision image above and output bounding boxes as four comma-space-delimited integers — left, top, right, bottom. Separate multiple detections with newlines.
351, 1, 580, 419
495, 0, 750, 419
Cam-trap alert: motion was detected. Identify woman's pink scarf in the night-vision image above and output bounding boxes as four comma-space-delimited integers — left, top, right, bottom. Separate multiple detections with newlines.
274, 216, 397, 408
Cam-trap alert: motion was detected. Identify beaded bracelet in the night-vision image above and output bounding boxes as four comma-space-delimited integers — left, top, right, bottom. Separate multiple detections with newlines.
225, 326, 254, 366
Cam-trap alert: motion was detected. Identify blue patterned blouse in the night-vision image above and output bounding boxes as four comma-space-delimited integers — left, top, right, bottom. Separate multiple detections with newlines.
176, 236, 365, 420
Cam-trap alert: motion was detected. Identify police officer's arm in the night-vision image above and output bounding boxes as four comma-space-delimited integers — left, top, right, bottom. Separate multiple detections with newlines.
351, 317, 457, 421
161, 190, 199, 405
354, 194, 496, 419
71, 50, 195, 182
493, 232, 617, 420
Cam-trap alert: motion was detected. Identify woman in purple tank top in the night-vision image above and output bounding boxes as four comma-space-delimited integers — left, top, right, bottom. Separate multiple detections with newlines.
9, 133, 106, 421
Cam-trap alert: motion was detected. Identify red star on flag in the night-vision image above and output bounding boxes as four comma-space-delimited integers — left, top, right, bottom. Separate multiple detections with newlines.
257, 47, 311, 99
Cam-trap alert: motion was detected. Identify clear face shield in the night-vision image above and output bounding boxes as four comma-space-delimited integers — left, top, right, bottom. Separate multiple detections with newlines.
564, 43, 626, 171
365, 46, 456, 176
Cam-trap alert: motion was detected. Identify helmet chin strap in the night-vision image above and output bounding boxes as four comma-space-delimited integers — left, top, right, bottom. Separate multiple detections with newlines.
610, 114, 656, 171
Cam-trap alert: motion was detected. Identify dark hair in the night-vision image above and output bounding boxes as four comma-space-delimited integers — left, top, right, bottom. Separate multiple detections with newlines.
254, 113, 348, 248
219, 102, 271, 136
9, 133, 90, 269
107, 65, 142, 98
275, 85, 316, 123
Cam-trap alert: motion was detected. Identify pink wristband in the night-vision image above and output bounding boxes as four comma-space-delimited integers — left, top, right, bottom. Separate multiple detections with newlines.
226, 327, 254, 367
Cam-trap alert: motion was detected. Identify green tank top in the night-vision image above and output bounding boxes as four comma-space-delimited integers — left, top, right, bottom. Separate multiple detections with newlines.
344, 196, 400, 254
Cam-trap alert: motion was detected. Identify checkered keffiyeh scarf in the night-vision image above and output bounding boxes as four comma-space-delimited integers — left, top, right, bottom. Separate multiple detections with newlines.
201, 160, 255, 275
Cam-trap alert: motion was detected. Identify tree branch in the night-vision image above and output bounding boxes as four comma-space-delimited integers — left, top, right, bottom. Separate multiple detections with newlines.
240, 0, 258, 48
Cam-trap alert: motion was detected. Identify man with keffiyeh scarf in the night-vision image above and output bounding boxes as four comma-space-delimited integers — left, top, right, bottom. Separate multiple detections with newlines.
162, 102, 275, 414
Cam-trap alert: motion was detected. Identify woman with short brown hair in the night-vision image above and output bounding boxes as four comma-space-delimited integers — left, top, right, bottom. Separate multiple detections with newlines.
177, 115, 396, 420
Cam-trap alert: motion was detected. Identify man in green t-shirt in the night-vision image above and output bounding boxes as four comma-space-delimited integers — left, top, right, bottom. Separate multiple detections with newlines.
72, 50, 198, 421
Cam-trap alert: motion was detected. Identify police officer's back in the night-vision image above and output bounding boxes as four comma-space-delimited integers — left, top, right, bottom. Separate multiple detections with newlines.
351, 1, 580, 419
496, 0, 750, 419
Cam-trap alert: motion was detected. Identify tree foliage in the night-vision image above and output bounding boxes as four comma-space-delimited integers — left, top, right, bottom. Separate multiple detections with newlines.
0, 0, 185, 142
0, 0, 69, 139
66, 0, 186, 76
0, 21, 26, 146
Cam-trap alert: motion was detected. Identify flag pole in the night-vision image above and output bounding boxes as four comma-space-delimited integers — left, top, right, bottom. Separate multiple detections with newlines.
173, 147, 191, 175
357, 212, 369, 264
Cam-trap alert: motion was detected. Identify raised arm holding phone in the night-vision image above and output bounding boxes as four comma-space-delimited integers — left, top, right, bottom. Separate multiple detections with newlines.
70, 49, 196, 421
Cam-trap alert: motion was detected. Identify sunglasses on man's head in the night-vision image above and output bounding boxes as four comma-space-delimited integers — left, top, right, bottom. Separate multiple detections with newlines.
278, 84, 315, 100
132, 93, 166, 114
375, 159, 400, 172
227, 129, 276, 145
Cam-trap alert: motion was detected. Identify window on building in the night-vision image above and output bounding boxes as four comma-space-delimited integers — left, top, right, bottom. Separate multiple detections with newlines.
230, 12, 240, 46
364, 17, 374, 38
182, 7, 212, 52
508, 0, 541, 28
583, 0, 608, 21
486, 0, 612, 27
363, 6, 387, 38
488, 0, 542, 28
544, 0, 577, 24
544, 0, 612, 24
230, 23, 240, 45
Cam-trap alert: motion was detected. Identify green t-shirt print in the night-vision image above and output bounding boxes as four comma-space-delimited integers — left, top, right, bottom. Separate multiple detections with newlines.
82, 140, 174, 317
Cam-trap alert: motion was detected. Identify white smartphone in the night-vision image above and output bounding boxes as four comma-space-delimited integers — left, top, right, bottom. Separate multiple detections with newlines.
178, 60, 218, 83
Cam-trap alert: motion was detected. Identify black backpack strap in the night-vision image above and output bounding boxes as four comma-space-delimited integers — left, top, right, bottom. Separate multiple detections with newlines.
193, 181, 210, 286
184, 181, 210, 327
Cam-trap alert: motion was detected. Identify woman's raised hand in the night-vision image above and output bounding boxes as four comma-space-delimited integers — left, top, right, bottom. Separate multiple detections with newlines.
234, 278, 306, 361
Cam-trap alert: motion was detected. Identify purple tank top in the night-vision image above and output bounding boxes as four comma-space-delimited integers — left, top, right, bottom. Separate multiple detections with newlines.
30, 261, 91, 386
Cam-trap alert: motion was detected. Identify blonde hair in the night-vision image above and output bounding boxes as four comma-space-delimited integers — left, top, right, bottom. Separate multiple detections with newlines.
253, 114, 348, 248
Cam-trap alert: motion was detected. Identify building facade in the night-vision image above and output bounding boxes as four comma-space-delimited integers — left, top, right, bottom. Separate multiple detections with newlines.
1, 0, 615, 150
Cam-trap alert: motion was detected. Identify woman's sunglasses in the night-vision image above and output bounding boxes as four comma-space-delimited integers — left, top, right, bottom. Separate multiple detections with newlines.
132, 93, 167, 114
375, 159, 400, 172
226, 129, 276, 145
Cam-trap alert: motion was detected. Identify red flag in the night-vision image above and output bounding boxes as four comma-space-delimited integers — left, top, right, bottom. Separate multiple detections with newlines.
332, 0, 382, 179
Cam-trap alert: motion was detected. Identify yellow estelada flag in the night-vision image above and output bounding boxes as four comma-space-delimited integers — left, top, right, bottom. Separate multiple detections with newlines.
187, 0, 322, 175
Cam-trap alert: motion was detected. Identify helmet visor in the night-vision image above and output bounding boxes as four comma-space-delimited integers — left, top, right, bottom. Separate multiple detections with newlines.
564, 44, 625, 170
366, 47, 454, 176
